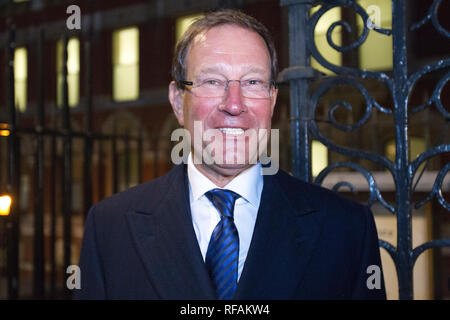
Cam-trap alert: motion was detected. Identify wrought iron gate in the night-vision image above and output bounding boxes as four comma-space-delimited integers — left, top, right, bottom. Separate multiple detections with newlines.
280, 0, 450, 299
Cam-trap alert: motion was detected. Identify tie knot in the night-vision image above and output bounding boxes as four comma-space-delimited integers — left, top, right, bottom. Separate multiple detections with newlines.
205, 188, 241, 219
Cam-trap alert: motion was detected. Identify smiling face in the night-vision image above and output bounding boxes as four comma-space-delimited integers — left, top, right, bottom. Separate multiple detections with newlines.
169, 24, 278, 187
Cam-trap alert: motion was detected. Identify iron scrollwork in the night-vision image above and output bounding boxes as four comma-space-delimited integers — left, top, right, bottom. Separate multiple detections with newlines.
281, 0, 450, 299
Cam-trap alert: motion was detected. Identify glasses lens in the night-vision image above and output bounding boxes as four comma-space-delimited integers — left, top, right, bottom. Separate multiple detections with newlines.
194, 79, 225, 97
192, 79, 272, 98
241, 80, 271, 98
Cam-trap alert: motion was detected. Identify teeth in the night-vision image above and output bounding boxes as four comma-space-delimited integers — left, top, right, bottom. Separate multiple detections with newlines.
218, 128, 245, 135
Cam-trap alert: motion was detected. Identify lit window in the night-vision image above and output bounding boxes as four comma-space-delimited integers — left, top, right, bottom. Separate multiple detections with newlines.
385, 137, 426, 170
310, 6, 342, 75
357, 0, 393, 70
385, 139, 396, 162
175, 14, 204, 42
409, 137, 426, 161
14, 47, 27, 112
112, 27, 139, 102
56, 37, 80, 107
0, 123, 10, 137
312, 140, 328, 177
0, 195, 12, 216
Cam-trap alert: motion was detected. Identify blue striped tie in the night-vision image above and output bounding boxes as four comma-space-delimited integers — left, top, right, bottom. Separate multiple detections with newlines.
205, 189, 240, 300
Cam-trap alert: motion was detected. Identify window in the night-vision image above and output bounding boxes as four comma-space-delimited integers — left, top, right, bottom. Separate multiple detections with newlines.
56, 37, 80, 107
0, 195, 12, 216
312, 140, 328, 177
112, 27, 139, 102
385, 137, 426, 171
409, 137, 426, 161
0, 123, 9, 137
310, 5, 342, 75
14, 47, 27, 112
175, 14, 204, 42
385, 139, 396, 162
409, 137, 427, 172
357, 0, 393, 70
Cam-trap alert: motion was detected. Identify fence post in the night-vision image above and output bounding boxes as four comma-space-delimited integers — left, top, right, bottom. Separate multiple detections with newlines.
49, 133, 56, 298
391, 0, 413, 300
6, 26, 20, 300
33, 27, 45, 299
279, 0, 318, 182
83, 23, 93, 222
61, 32, 73, 299
112, 121, 118, 194
137, 128, 143, 184
124, 131, 130, 189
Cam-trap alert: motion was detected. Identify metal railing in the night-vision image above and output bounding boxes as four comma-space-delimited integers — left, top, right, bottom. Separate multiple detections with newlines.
280, 0, 450, 299
2, 26, 153, 299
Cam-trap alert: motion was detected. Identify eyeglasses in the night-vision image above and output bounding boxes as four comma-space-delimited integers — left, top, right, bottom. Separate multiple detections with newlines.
180, 79, 275, 99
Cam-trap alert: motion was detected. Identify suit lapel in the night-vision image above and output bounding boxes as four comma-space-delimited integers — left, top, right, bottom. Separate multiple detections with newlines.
125, 165, 216, 299
234, 173, 326, 299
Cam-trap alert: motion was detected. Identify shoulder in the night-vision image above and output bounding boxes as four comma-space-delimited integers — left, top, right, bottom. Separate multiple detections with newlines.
273, 169, 371, 223
272, 170, 378, 262
88, 165, 184, 221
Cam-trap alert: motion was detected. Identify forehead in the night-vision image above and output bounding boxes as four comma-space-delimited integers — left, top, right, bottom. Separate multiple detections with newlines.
185, 24, 271, 76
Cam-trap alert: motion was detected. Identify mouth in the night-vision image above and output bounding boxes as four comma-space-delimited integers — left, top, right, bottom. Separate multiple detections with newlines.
217, 127, 245, 135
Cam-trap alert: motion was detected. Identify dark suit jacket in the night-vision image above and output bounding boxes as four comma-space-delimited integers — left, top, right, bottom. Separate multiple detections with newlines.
73, 164, 386, 299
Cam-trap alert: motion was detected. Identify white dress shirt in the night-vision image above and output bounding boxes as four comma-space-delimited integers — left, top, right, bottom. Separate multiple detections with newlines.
187, 153, 263, 281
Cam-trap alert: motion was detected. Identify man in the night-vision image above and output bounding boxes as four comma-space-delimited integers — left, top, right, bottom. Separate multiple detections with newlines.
74, 9, 386, 299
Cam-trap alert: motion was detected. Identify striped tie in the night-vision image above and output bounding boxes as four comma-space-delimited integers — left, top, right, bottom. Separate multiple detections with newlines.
205, 188, 241, 300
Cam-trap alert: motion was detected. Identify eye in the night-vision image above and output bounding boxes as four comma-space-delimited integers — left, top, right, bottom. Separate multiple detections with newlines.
245, 79, 264, 86
201, 79, 223, 87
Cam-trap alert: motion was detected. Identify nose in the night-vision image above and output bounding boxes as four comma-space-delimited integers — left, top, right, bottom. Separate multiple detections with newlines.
219, 81, 247, 116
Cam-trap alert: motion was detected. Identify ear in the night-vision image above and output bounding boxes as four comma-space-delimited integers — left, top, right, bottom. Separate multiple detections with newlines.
269, 86, 278, 118
169, 81, 185, 126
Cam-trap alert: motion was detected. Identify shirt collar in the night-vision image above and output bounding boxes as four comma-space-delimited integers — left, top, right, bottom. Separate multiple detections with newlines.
187, 152, 263, 208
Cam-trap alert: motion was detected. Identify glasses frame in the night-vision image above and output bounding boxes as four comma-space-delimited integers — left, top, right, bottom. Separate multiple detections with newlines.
180, 79, 277, 98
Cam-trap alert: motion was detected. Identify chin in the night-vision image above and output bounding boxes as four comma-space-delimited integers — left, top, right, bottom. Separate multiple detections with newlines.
211, 163, 252, 178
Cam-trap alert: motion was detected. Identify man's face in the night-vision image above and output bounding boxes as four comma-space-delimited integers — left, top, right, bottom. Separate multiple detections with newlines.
169, 24, 277, 185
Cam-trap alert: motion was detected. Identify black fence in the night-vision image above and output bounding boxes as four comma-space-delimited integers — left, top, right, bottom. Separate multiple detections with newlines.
0, 26, 156, 299
280, 0, 450, 300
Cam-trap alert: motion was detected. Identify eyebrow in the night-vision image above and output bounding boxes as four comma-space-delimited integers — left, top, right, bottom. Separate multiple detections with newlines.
197, 65, 268, 76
